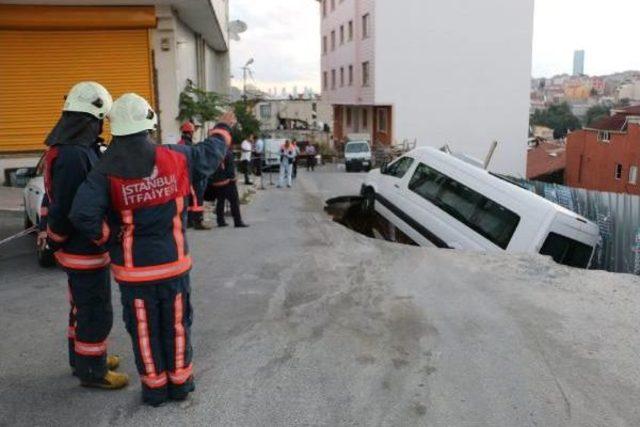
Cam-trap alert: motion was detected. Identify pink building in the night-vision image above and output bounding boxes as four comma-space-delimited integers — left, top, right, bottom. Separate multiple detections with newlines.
319, 0, 392, 147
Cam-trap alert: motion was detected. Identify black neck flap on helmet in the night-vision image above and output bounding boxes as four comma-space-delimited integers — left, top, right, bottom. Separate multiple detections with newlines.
94, 131, 157, 179
45, 111, 103, 148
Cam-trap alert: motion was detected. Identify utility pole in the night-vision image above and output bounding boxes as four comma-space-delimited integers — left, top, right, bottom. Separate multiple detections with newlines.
242, 58, 254, 102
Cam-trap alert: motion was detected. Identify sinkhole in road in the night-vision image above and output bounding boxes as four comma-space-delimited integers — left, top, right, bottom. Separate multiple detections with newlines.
325, 196, 419, 246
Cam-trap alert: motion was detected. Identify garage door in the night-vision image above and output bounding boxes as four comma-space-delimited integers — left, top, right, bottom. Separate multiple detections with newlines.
0, 6, 156, 153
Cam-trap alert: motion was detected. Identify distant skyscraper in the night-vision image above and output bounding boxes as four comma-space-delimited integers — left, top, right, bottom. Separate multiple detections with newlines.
573, 50, 585, 76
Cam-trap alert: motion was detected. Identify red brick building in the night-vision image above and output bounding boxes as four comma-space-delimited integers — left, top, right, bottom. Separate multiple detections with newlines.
566, 106, 640, 195
527, 140, 566, 183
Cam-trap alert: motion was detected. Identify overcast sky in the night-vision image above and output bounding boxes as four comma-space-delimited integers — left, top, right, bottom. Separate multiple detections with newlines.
229, 0, 640, 92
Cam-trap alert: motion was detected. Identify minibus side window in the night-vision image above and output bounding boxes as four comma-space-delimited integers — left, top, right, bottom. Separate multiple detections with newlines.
408, 163, 520, 249
539, 233, 593, 268
383, 157, 414, 178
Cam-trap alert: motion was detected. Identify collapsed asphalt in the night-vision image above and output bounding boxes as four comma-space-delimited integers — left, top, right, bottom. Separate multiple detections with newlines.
1, 167, 639, 426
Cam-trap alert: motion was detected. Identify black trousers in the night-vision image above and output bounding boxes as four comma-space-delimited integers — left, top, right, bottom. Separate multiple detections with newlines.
120, 276, 194, 403
252, 156, 262, 176
67, 268, 113, 381
212, 182, 242, 226
187, 178, 206, 224
241, 159, 251, 184
292, 159, 298, 178
307, 156, 316, 171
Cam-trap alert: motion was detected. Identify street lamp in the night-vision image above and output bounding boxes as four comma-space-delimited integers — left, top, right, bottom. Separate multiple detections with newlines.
242, 58, 254, 102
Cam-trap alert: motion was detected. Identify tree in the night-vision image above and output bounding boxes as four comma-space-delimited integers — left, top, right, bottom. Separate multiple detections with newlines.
231, 101, 261, 144
177, 80, 227, 129
531, 102, 582, 139
584, 105, 610, 127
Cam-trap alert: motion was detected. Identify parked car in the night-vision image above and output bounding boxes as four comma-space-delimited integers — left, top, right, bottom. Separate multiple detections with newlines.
344, 140, 372, 172
361, 147, 600, 268
262, 138, 287, 171
19, 154, 55, 267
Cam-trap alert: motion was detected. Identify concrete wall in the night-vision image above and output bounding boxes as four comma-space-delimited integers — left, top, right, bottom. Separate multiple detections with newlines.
374, 0, 534, 176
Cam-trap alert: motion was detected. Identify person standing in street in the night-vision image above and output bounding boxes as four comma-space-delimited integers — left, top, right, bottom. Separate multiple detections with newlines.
291, 139, 300, 179
43, 81, 128, 390
305, 143, 317, 171
253, 134, 264, 178
177, 122, 195, 146
240, 134, 254, 185
278, 140, 295, 188
179, 122, 209, 230
70, 93, 235, 407
207, 149, 249, 228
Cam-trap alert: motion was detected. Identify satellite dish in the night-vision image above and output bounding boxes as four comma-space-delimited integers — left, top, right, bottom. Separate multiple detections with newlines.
229, 20, 248, 41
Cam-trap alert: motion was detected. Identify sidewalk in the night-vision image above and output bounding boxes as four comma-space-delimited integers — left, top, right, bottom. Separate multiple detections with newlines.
0, 186, 24, 217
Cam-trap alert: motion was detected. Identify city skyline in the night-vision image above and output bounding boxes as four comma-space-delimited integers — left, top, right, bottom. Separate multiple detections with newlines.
229, 0, 640, 92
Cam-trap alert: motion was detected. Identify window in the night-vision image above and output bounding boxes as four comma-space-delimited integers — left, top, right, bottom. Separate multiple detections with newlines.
408, 163, 521, 249
630, 165, 638, 185
340, 25, 344, 45
382, 156, 414, 178
331, 0, 335, 11
323, 71, 328, 90
331, 69, 336, 90
322, 0, 327, 17
340, 67, 344, 87
362, 61, 370, 86
331, 30, 336, 50
377, 108, 388, 132
539, 233, 593, 268
348, 65, 354, 86
598, 131, 611, 142
362, 13, 370, 39
259, 104, 272, 119
615, 163, 623, 180
346, 107, 352, 127
345, 142, 370, 154
322, 36, 327, 55
362, 109, 368, 128
348, 20, 354, 41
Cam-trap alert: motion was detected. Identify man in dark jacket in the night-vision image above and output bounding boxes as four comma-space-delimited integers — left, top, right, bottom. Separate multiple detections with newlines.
69, 93, 235, 407
179, 122, 210, 230
206, 150, 248, 228
43, 81, 128, 390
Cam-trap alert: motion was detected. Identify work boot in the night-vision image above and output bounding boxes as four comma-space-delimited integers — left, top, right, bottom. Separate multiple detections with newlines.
193, 221, 212, 230
235, 223, 249, 228
72, 355, 121, 377
218, 222, 229, 228
81, 370, 129, 390
169, 379, 196, 401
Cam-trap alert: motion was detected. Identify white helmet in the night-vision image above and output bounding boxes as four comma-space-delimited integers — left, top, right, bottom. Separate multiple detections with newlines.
109, 93, 158, 136
63, 81, 113, 120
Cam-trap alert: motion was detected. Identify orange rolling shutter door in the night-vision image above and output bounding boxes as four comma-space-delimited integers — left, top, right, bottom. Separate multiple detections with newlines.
0, 6, 155, 153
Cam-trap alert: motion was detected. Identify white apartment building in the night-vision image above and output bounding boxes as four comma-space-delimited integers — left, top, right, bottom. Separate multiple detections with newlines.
0, 1, 230, 182
318, 0, 535, 175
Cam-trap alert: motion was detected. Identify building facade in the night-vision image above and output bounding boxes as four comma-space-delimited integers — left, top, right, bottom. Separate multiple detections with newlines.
566, 106, 640, 195
318, 0, 535, 175
0, 1, 230, 163
254, 98, 333, 132
573, 50, 585, 76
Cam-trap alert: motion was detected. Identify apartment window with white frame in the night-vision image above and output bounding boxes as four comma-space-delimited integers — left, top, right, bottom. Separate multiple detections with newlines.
323, 71, 328, 90
598, 131, 611, 142
322, 0, 327, 17
322, 35, 327, 55
331, 0, 335, 11
348, 20, 353, 41
340, 25, 344, 45
362, 61, 370, 86
259, 104, 272, 120
629, 165, 638, 185
615, 163, 623, 180
362, 13, 370, 39
331, 69, 336, 90
331, 30, 336, 50
348, 65, 354, 86
340, 67, 344, 87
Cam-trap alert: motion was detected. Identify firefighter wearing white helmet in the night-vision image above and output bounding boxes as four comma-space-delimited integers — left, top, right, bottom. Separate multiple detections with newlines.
71, 92, 237, 406
41, 82, 129, 391
108, 93, 157, 136
63, 81, 113, 120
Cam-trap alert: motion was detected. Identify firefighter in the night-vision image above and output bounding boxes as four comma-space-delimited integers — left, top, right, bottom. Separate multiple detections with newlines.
43, 81, 128, 389
179, 121, 209, 230
69, 93, 235, 407
206, 149, 249, 228
178, 121, 195, 146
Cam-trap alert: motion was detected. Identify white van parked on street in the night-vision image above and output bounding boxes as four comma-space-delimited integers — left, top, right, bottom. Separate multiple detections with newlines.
344, 140, 373, 172
361, 147, 600, 268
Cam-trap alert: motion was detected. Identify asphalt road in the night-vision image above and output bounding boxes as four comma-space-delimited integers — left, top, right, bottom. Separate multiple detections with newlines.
1, 167, 640, 426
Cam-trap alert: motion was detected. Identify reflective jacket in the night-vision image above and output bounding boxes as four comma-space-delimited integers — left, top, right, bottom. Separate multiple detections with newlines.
44, 144, 110, 270
69, 125, 231, 285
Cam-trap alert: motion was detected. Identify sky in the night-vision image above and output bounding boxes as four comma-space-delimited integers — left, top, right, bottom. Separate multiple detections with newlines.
229, 0, 640, 93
